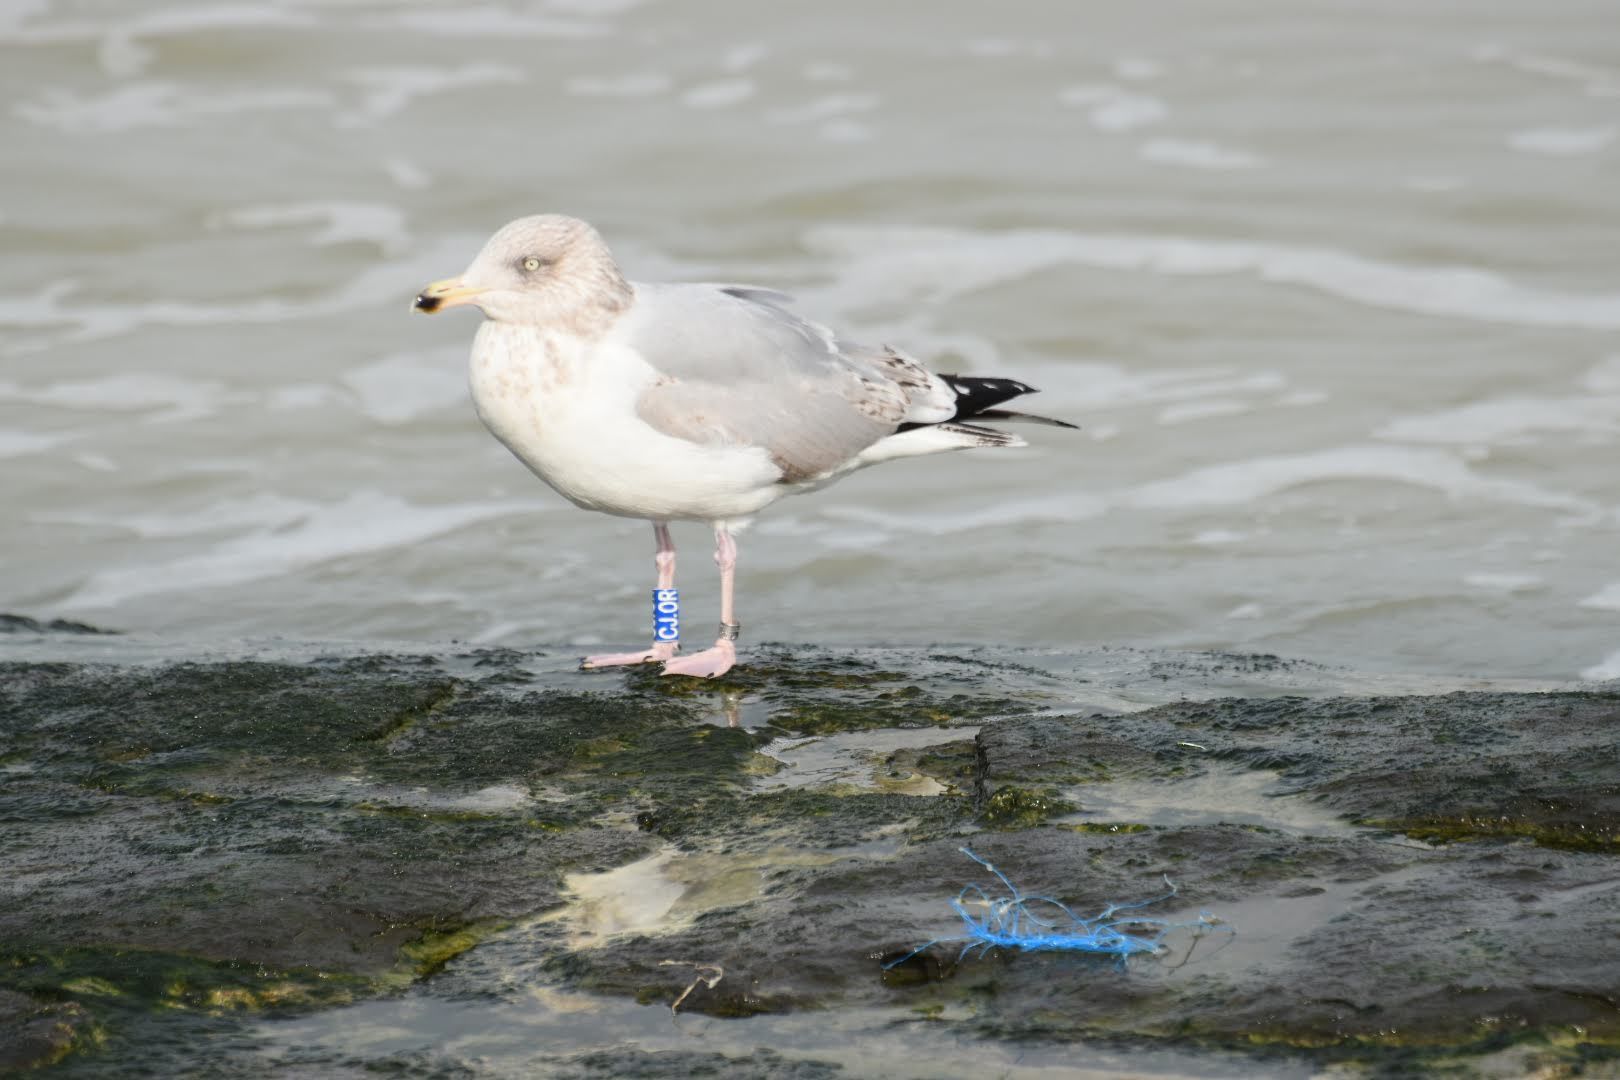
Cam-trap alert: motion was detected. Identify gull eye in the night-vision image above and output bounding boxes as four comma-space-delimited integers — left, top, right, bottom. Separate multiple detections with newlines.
521, 256, 543, 272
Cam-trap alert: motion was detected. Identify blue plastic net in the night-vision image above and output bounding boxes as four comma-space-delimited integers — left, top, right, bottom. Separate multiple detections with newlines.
884, 846, 1224, 971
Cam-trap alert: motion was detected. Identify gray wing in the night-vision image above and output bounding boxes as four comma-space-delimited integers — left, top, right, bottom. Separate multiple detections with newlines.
622, 282, 956, 481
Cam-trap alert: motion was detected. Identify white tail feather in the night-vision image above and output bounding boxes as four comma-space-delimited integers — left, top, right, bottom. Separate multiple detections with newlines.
853, 422, 1027, 468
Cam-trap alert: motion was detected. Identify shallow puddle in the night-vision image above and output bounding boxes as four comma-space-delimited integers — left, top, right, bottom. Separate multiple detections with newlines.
1056, 765, 1355, 835
254, 987, 1306, 1079
755, 727, 975, 794
542, 838, 908, 949
541, 848, 771, 948
1158, 865, 1434, 979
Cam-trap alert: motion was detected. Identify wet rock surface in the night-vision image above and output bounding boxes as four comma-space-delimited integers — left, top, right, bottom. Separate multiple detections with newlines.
1, 630, 1616, 1078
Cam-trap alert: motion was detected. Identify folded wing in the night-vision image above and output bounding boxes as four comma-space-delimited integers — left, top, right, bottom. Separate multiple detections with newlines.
622, 283, 960, 481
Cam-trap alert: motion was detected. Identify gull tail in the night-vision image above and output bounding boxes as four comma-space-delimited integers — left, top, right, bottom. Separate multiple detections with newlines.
898, 375, 1079, 433
855, 376, 1075, 468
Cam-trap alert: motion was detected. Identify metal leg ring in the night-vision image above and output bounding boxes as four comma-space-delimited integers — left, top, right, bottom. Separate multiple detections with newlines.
717, 621, 741, 642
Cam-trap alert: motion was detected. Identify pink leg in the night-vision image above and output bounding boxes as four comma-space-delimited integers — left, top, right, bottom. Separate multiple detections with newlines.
661, 526, 739, 679
581, 523, 681, 670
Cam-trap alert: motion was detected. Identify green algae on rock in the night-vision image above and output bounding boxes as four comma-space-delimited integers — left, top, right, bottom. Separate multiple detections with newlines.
0, 990, 96, 1072
978, 785, 1074, 829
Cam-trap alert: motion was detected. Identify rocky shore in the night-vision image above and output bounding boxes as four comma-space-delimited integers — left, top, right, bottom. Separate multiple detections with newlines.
2, 622, 1616, 1077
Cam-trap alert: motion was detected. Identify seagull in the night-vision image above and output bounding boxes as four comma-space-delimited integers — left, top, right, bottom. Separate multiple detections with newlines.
414, 215, 1074, 678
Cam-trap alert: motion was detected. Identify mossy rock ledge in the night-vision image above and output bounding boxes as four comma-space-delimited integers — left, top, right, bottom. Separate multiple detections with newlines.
2, 631, 1616, 1078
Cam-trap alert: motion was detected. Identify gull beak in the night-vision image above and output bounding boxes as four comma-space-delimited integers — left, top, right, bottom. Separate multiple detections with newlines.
413, 277, 487, 314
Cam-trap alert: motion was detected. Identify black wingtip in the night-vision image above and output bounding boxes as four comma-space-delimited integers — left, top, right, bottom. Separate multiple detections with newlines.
935, 374, 1054, 425
972, 409, 1080, 430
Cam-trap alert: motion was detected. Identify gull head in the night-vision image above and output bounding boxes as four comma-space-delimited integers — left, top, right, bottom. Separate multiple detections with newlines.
414, 214, 630, 329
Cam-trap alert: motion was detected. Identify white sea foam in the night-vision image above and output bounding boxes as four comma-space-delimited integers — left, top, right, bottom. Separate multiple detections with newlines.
1114, 56, 1163, 81
822, 493, 1108, 537
1582, 355, 1620, 393
1473, 44, 1620, 97
802, 224, 1620, 330
821, 443, 1597, 540
993, 360, 1286, 415
0, 4, 316, 46
342, 348, 467, 425
565, 72, 671, 98
1140, 138, 1265, 170
1157, 398, 1252, 425
769, 94, 879, 125
16, 81, 333, 133
680, 79, 755, 109
266, 384, 340, 412
0, 373, 229, 422
0, 429, 68, 458
0, 234, 478, 352
389, 8, 607, 39
1464, 573, 1543, 592
1578, 584, 1620, 611
1124, 445, 1598, 515
60, 492, 523, 610
0, 278, 271, 350
1508, 127, 1616, 156
40, 4, 321, 79
337, 64, 525, 126
1192, 530, 1248, 545
37, 493, 317, 540
1580, 650, 1620, 681
821, 527, 897, 551
209, 201, 411, 255
1375, 395, 1620, 445
545, 0, 646, 14
383, 158, 432, 190
1058, 84, 1167, 132
723, 43, 770, 72
965, 38, 1051, 59
802, 62, 853, 82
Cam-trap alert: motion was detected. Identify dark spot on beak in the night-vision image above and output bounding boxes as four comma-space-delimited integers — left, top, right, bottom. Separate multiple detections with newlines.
413, 293, 441, 313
